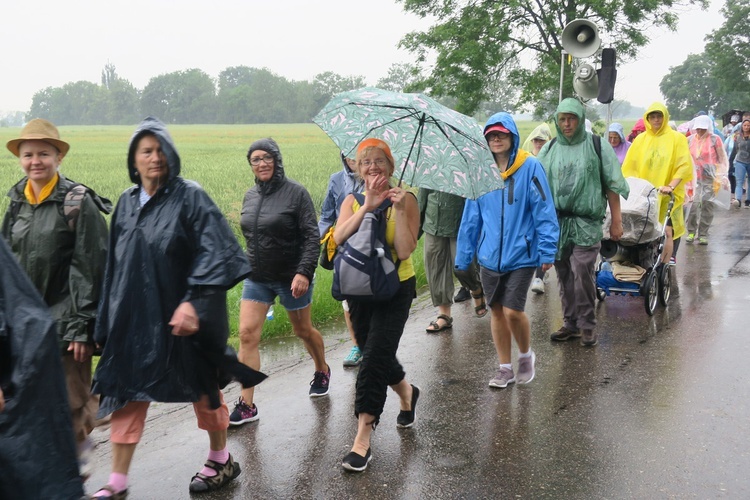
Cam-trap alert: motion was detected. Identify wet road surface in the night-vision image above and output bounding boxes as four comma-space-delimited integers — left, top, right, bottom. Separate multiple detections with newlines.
87, 209, 750, 499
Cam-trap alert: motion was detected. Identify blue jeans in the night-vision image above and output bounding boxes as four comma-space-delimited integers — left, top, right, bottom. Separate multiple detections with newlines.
734, 161, 750, 203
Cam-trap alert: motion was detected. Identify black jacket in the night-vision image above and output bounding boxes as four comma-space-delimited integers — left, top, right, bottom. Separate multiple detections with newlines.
241, 139, 319, 284
93, 117, 262, 413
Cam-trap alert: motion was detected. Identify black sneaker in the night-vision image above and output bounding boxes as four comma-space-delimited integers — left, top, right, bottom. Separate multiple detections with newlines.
309, 365, 331, 397
550, 326, 581, 341
454, 286, 471, 302
396, 385, 420, 428
342, 448, 372, 472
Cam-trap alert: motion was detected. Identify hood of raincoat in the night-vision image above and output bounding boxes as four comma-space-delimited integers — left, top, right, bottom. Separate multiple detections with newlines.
521, 123, 553, 155
609, 123, 626, 143
248, 137, 286, 193
484, 112, 521, 166
643, 102, 671, 136
553, 98, 587, 146
0, 237, 84, 499
127, 116, 180, 184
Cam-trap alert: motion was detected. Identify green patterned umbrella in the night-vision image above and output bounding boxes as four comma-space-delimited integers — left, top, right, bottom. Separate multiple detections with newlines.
313, 87, 502, 199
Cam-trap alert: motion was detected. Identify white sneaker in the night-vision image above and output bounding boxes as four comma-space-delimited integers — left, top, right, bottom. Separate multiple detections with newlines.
531, 277, 545, 294
732, 198, 741, 208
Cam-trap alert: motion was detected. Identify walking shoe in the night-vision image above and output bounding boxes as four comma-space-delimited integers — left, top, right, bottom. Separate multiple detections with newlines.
516, 351, 536, 384
343, 346, 362, 367
686, 233, 695, 243
488, 366, 516, 388
454, 286, 471, 302
229, 397, 259, 425
745, 200, 750, 208
342, 448, 372, 472
580, 329, 598, 346
550, 326, 580, 341
530, 277, 545, 294
698, 237, 708, 245
732, 198, 741, 208
669, 256, 676, 266
396, 385, 420, 428
309, 365, 331, 397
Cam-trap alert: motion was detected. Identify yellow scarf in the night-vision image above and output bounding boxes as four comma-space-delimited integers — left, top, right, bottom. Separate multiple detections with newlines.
500, 149, 530, 180
24, 173, 59, 205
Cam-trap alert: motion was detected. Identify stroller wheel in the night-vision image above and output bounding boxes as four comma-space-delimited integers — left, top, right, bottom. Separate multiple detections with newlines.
596, 287, 606, 301
642, 270, 657, 316
658, 263, 671, 306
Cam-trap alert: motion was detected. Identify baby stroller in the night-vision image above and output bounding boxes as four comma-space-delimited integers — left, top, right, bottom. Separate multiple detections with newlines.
595, 178, 676, 316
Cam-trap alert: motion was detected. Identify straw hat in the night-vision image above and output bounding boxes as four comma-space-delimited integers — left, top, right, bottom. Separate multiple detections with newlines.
6, 118, 70, 158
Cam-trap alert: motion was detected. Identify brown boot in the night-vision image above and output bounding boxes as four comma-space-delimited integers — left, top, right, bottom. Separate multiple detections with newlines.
580, 329, 598, 346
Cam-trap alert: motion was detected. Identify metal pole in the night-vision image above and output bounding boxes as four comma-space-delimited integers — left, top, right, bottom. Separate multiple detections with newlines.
559, 50, 567, 104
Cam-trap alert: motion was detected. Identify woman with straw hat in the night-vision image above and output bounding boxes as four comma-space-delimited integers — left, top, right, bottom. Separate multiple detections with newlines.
2, 118, 111, 481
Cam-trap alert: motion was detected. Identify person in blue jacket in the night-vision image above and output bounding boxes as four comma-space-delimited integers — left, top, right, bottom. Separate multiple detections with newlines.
456, 112, 559, 389
319, 152, 364, 367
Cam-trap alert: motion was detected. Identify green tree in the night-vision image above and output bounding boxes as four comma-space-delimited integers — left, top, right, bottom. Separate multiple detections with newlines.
659, 54, 719, 120
376, 63, 423, 92
398, 0, 701, 115
141, 69, 217, 123
705, 2, 750, 113
216, 66, 303, 123
312, 71, 366, 110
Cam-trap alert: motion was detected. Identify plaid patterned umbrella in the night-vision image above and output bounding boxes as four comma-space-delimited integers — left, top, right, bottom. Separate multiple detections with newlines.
313, 87, 502, 199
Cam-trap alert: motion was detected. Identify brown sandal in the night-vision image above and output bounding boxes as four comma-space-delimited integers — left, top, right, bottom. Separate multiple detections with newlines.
471, 291, 488, 318
90, 485, 128, 499
188, 454, 242, 493
426, 314, 453, 333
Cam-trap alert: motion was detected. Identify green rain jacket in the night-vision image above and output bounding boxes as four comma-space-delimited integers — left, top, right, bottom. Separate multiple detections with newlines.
417, 188, 466, 238
2, 175, 110, 349
537, 98, 629, 258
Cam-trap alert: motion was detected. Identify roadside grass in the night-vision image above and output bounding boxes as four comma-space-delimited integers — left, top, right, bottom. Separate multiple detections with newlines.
0, 123, 433, 344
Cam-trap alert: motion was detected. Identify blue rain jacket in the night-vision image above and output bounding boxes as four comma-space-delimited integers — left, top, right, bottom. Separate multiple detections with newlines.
456, 113, 559, 273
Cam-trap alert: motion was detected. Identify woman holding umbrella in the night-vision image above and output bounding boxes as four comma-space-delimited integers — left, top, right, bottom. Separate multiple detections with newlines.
334, 138, 420, 472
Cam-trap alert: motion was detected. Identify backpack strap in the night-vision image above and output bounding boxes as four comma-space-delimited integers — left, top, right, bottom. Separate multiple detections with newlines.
351, 193, 400, 269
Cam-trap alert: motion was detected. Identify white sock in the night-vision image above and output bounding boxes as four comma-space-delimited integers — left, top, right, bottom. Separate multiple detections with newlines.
518, 350, 532, 359
500, 363, 512, 370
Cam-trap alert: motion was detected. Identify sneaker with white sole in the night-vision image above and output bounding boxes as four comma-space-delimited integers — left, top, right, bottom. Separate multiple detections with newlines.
488, 366, 515, 388
530, 278, 545, 294
343, 346, 362, 367
686, 233, 695, 243
516, 351, 536, 384
698, 237, 709, 245
732, 199, 741, 208
229, 397, 259, 425
309, 365, 331, 397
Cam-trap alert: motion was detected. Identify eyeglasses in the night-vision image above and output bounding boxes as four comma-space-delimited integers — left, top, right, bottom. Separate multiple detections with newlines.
486, 133, 510, 142
361, 158, 389, 167
249, 154, 274, 165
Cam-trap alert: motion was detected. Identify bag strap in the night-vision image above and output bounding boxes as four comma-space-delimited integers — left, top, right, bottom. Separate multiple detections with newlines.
62, 184, 87, 231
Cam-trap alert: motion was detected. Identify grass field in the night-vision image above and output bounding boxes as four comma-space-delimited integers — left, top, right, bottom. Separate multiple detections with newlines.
0, 120, 637, 346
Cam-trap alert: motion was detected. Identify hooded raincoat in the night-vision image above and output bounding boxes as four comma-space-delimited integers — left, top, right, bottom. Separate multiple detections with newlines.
241, 138, 319, 285
0, 236, 84, 500
521, 123, 553, 156
621, 103, 693, 239
608, 123, 631, 165
537, 99, 629, 259
456, 112, 559, 273
93, 117, 259, 415
319, 153, 364, 238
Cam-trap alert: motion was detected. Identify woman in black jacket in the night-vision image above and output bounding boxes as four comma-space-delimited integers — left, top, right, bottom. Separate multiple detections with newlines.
231, 138, 330, 426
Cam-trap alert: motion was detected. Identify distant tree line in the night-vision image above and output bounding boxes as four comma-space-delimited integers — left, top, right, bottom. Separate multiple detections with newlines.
22, 62, 421, 126
659, 2, 750, 119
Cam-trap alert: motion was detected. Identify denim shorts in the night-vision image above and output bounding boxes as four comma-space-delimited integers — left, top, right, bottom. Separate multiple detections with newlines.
241, 278, 314, 311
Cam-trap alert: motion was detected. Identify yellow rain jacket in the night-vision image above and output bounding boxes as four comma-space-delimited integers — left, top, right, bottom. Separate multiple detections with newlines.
521, 123, 553, 156
621, 103, 693, 239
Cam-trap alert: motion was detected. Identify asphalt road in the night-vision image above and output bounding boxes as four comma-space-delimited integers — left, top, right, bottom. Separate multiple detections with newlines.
87, 207, 750, 499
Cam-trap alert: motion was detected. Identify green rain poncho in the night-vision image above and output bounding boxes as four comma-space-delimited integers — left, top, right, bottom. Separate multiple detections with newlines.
537, 98, 629, 258
621, 102, 693, 239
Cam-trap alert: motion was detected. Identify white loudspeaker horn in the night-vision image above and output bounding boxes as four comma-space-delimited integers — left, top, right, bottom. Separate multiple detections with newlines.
561, 19, 601, 58
573, 63, 599, 100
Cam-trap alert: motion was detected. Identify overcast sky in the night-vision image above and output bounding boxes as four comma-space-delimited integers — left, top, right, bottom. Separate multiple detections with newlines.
0, 0, 725, 114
